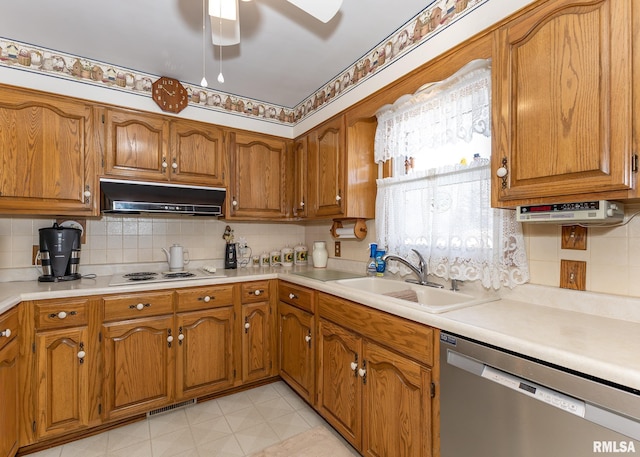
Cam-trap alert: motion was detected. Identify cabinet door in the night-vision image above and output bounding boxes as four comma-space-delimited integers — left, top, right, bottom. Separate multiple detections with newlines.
102, 315, 174, 420
176, 307, 235, 399
170, 119, 226, 186
308, 117, 345, 218
292, 136, 308, 218
317, 319, 362, 449
103, 108, 170, 181
0, 87, 96, 216
493, 0, 634, 206
242, 301, 273, 382
35, 327, 89, 439
278, 302, 314, 403
0, 334, 18, 457
227, 132, 289, 219
361, 341, 432, 457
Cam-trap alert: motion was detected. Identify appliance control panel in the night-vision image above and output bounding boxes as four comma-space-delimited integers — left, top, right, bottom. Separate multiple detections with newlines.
516, 200, 624, 223
481, 365, 586, 417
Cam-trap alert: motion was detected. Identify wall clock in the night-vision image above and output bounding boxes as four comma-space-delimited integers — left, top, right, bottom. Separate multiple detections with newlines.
152, 77, 188, 113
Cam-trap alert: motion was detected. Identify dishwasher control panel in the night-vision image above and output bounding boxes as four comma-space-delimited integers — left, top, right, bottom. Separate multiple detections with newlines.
481, 365, 586, 417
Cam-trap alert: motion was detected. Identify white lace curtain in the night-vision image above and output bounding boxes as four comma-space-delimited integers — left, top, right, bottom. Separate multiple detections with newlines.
374, 59, 529, 289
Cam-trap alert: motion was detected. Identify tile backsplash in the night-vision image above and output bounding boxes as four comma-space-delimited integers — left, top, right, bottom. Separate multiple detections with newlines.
0, 215, 305, 272
2, 208, 640, 298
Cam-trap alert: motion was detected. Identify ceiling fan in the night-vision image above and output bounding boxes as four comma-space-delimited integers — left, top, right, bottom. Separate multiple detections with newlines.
208, 0, 343, 46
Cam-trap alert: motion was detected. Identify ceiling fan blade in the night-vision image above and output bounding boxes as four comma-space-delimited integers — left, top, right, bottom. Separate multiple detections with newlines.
286, 0, 342, 23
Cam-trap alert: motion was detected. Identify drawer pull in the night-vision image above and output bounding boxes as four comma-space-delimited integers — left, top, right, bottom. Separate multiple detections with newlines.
48, 310, 77, 319
130, 303, 151, 310
0, 328, 11, 338
244, 318, 250, 333
178, 327, 184, 346
253, 289, 264, 296
350, 362, 358, 371
305, 334, 312, 345
199, 295, 212, 302
288, 293, 298, 300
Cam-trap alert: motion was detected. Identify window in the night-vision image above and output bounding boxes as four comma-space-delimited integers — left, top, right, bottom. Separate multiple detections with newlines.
374, 59, 528, 289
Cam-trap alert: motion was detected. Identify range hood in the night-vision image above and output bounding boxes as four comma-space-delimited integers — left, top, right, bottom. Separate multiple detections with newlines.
100, 178, 226, 216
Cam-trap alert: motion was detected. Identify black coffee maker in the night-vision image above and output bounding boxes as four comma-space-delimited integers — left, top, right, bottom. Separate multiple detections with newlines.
38, 223, 82, 282
225, 243, 238, 269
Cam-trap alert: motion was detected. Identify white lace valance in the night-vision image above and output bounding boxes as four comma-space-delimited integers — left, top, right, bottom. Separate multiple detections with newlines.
374, 58, 491, 163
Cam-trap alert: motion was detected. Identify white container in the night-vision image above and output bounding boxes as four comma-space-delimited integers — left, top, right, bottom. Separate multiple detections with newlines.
312, 241, 328, 268
294, 243, 308, 265
281, 246, 294, 267
270, 250, 282, 266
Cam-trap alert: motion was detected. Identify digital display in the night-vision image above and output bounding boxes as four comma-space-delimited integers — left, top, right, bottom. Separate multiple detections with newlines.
519, 201, 601, 214
519, 382, 537, 394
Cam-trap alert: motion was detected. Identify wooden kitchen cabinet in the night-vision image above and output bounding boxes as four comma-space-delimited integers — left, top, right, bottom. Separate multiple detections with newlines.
277, 282, 315, 403
306, 114, 376, 219
29, 297, 101, 441
317, 293, 434, 456
0, 308, 19, 457
175, 285, 236, 399
226, 131, 290, 219
240, 281, 275, 382
102, 109, 226, 186
0, 85, 97, 216
101, 291, 175, 420
492, 0, 636, 207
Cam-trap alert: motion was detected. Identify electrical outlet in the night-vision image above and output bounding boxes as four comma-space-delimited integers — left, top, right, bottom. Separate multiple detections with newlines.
334, 241, 341, 257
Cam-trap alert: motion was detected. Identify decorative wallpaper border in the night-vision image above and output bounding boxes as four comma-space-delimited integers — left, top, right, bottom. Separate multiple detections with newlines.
0, 0, 486, 126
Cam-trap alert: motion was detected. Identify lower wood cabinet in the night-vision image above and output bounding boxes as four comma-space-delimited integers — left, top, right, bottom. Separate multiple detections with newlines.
175, 285, 236, 398
0, 307, 19, 457
317, 293, 435, 457
31, 298, 101, 441
277, 282, 315, 404
240, 281, 276, 383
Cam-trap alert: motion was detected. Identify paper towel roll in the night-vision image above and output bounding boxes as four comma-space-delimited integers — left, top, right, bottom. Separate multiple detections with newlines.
335, 227, 357, 238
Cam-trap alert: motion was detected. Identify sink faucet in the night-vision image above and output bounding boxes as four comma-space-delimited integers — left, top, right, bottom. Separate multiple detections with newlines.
382, 249, 444, 288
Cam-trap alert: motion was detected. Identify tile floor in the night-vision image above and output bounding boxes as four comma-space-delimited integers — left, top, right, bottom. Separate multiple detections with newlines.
27, 381, 360, 457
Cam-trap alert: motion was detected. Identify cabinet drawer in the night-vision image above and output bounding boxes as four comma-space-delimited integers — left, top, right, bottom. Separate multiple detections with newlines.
103, 291, 174, 321
240, 280, 270, 303
0, 307, 18, 350
318, 293, 434, 366
175, 284, 234, 312
35, 298, 88, 330
279, 282, 314, 312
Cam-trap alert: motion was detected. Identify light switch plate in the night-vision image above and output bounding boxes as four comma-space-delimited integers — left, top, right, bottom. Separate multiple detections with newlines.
334, 241, 341, 257
560, 259, 586, 290
561, 225, 587, 250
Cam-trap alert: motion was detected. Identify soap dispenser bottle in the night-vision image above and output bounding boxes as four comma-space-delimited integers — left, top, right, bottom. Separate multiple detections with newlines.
366, 243, 378, 276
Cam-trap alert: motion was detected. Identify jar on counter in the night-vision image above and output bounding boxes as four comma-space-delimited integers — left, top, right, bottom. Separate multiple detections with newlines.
281, 246, 294, 267
312, 241, 328, 268
294, 243, 308, 265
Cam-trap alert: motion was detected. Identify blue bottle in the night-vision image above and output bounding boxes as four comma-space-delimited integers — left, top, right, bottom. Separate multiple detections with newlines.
375, 249, 386, 275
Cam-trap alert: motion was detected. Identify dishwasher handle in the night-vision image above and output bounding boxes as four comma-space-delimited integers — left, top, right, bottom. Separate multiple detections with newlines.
446, 349, 640, 441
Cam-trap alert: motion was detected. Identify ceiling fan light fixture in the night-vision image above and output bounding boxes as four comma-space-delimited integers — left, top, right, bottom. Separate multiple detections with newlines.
208, 0, 238, 21
286, 0, 343, 23
210, 15, 240, 46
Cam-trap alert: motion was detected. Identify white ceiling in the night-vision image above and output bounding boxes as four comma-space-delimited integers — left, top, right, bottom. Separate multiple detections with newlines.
1, 0, 431, 108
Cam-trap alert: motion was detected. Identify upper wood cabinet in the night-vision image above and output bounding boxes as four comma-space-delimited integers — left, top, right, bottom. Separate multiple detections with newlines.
492, 0, 636, 207
101, 108, 226, 187
305, 115, 377, 220
226, 131, 290, 219
0, 86, 97, 216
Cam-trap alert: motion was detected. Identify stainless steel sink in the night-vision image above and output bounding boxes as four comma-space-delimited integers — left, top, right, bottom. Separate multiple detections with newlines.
331, 277, 498, 313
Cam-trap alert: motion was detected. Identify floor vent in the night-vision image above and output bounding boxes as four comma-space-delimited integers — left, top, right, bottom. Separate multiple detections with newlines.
147, 398, 197, 417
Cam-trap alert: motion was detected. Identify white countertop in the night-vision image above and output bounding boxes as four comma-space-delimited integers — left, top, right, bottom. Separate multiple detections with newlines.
2, 265, 639, 392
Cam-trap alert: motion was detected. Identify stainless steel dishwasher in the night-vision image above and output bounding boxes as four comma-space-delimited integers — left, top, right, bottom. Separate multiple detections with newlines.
440, 332, 640, 456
